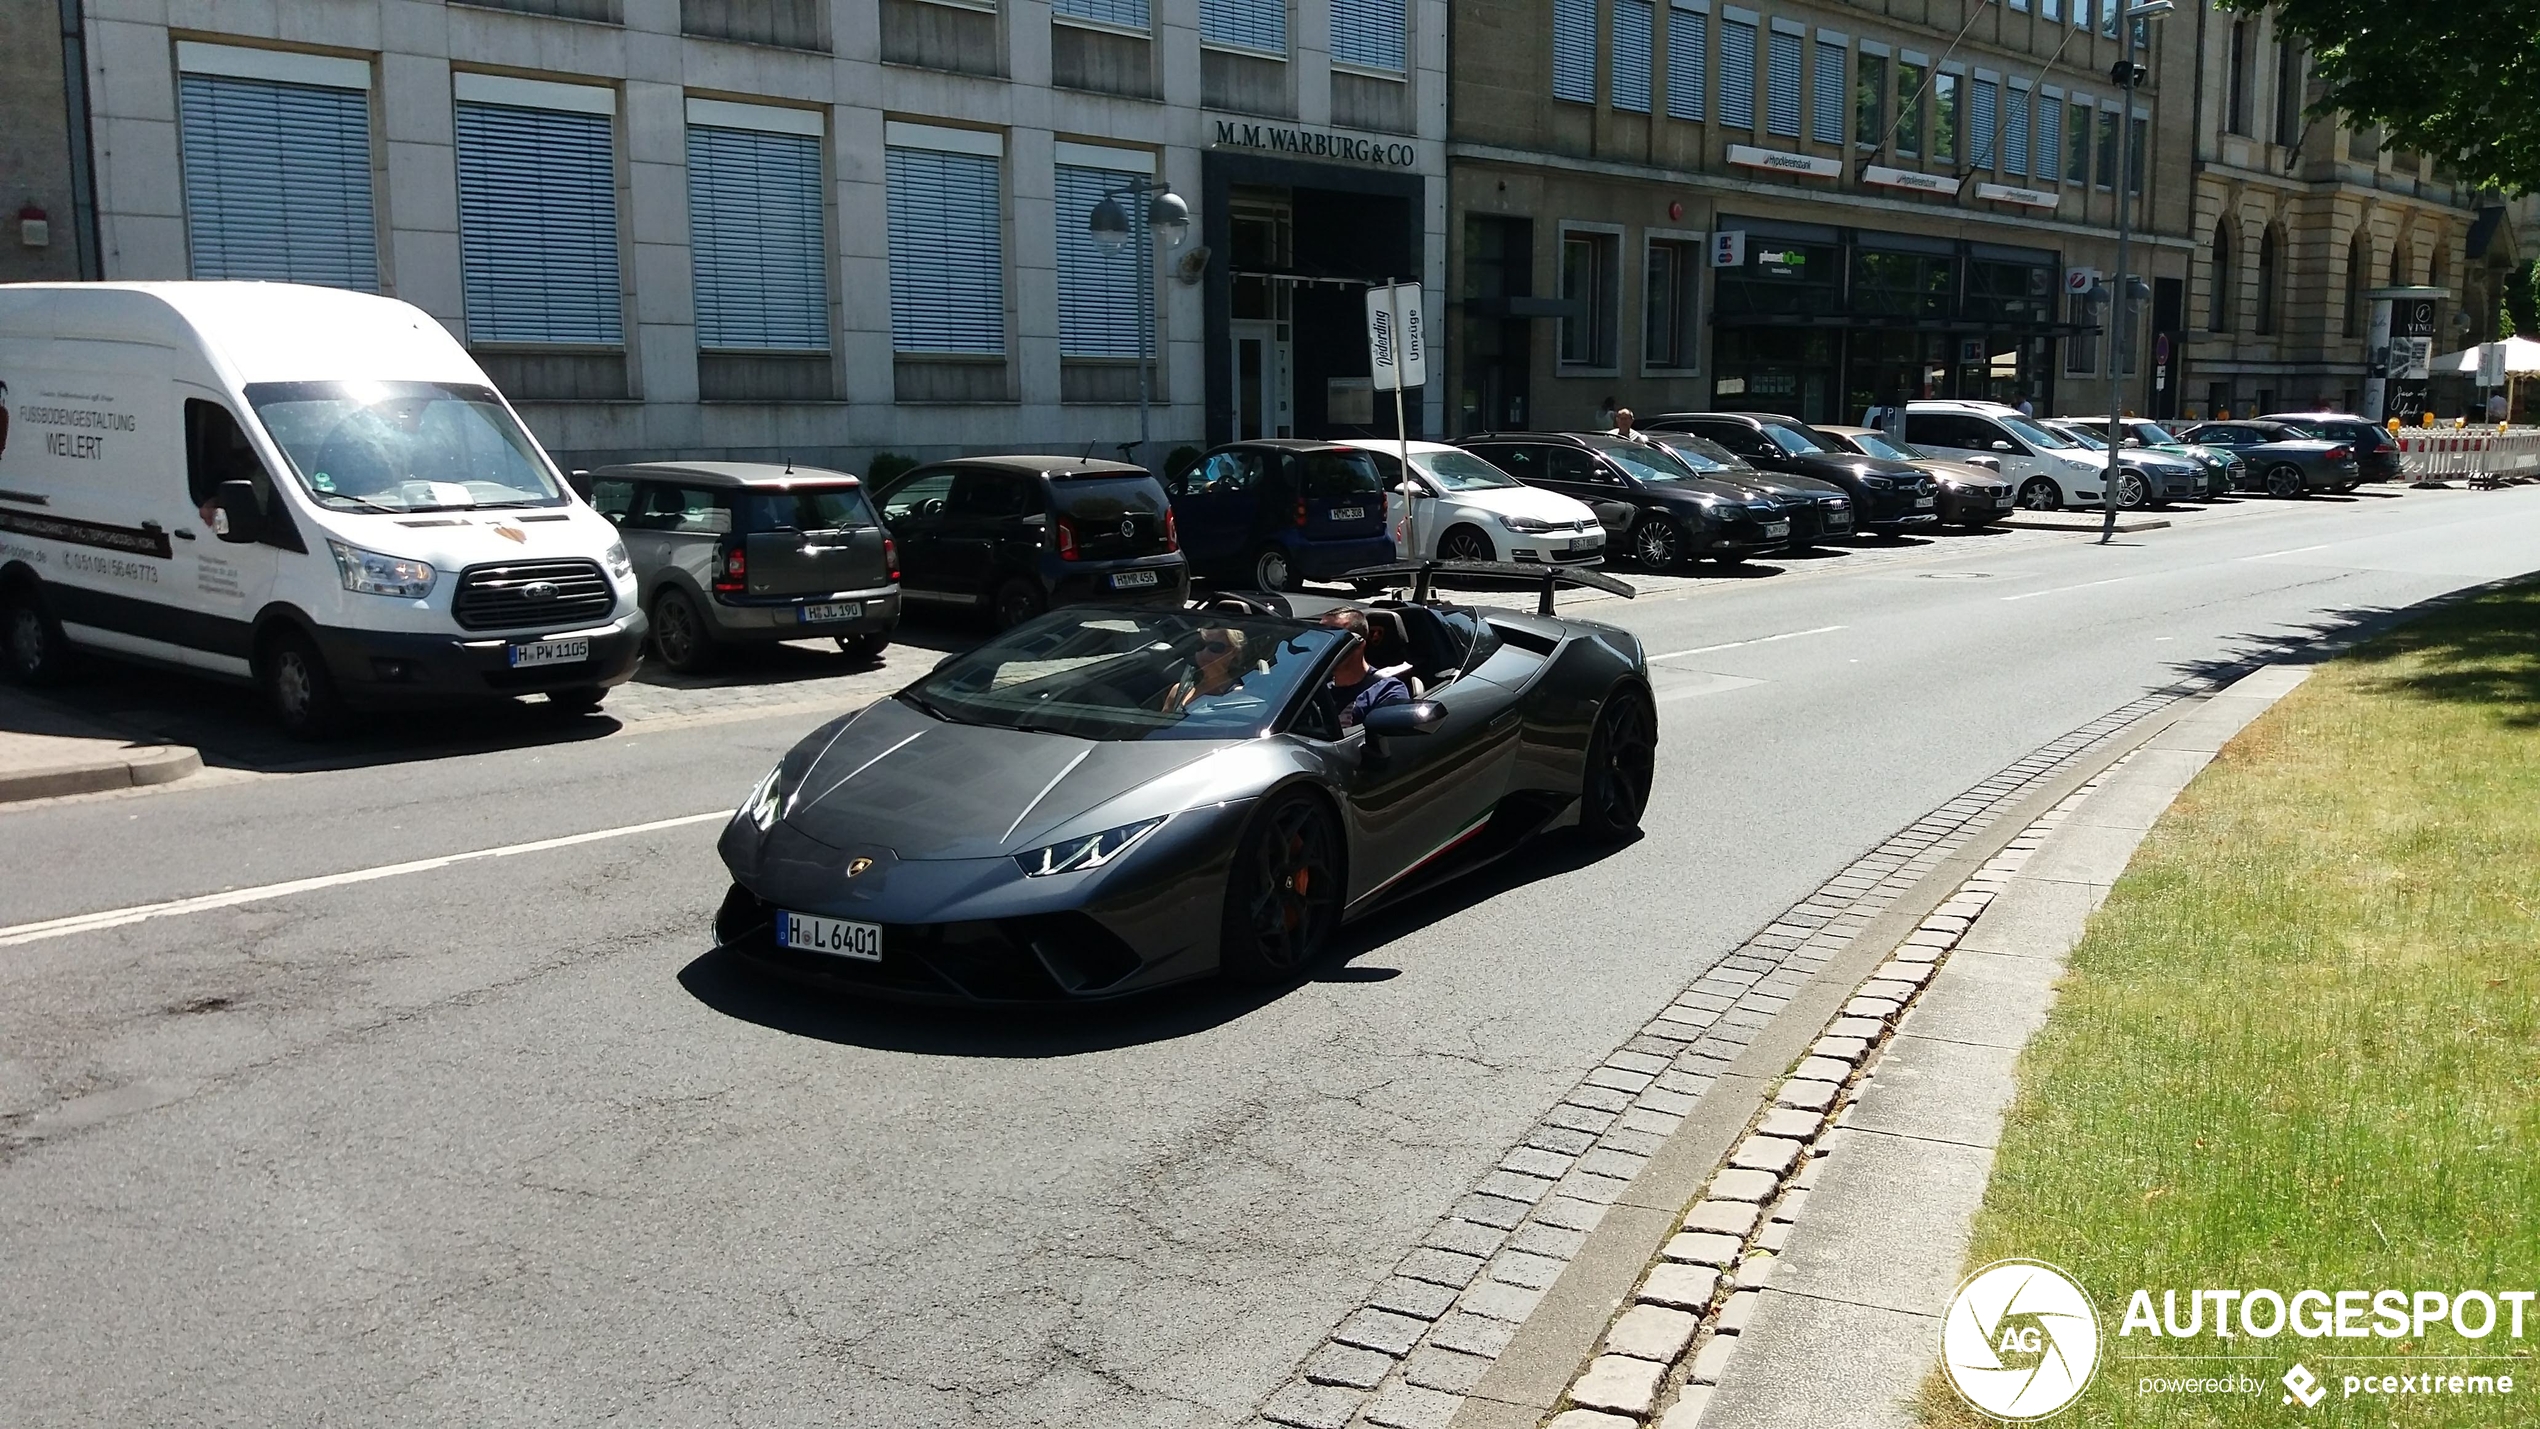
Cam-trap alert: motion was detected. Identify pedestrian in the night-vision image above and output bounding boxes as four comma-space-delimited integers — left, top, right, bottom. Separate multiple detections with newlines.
2016, 392, 2036, 418
1607, 407, 1650, 444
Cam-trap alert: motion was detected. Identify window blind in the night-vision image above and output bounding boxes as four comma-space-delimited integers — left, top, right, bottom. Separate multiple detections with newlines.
1612, 0, 1654, 112
2004, 86, 2030, 175
1719, 17, 1756, 128
1202, 0, 1286, 53
886, 146, 1004, 355
1331, 0, 1405, 69
1969, 77, 1997, 169
686, 125, 828, 351
454, 101, 622, 345
177, 73, 378, 292
1765, 30, 1800, 136
1053, 164, 1142, 359
1811, 38, 1844, 143
1053, 0, 1150, 29
1552, 0, 1595, 103
1665, 4, 1707, 120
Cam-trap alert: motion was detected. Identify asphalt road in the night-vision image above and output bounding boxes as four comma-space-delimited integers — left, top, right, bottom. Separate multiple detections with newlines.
4, 486, 2537, 1428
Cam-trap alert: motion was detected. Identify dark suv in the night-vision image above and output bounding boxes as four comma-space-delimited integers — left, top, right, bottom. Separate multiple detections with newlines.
1641, 412, 1940, 532
1456, 431, 1795, 567
1639, 429, 1858, 545
1167, 440, 1397, 591
872, 457, 1189, 628
2260, 412, 2403, 485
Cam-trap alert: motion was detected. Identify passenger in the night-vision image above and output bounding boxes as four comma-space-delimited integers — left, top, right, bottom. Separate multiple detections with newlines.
1319, 608, 1411, 729
1160, 626, 1248, 712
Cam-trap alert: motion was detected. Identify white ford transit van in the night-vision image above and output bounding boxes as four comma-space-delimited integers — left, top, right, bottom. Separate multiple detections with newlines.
0, 283, 644, 735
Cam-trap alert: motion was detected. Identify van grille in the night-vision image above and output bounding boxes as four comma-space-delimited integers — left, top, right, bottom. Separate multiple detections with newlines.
452, 559, 615, 631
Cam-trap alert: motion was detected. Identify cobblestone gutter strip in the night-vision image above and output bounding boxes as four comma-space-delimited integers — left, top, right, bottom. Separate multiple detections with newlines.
1247, 690, 2204, 1429
1538, 764, 2129, 1429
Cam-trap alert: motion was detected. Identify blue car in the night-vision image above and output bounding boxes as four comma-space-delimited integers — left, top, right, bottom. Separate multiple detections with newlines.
1168, 440, 1399, 591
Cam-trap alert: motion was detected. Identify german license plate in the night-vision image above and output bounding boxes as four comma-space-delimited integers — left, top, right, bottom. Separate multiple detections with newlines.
1915, 495, 1936, 508
1763, 521, 1790, 538
776, 909, 882, 961
507, 638, 588, 668
1110, 569, 1160, 590
1996, 492, 2016, 506
1329, 506, 1366, 521
798, 601, 861, 623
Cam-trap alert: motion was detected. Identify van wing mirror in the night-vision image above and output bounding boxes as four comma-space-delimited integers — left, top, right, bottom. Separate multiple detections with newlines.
566, 469, 595, 501
210, 480, 263, 544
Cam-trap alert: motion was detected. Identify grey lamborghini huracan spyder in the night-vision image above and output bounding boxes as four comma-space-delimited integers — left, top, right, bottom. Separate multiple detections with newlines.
713, 564, 1658, 1001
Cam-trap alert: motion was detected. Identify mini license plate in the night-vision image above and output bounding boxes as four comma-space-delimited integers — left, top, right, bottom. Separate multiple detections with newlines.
1329, 506, 1366, 521
507, 638, 588, 668
1763, 521, 1791, 538
777, 909, 883, 961
1110, 569, 1160, 590
1915, 495, 1937, 508
798, 601, 862, 623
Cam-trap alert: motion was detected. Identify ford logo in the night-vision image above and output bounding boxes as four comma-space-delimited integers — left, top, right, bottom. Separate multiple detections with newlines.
521, 580, 560, 602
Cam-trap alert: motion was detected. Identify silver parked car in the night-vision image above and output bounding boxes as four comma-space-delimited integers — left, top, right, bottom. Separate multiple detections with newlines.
584, 462, 901, 672
2175, 421, 2362, 497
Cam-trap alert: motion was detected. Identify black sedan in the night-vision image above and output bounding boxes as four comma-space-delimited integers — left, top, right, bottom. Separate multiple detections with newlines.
1456, 431, 1795, 568
1640, 412, 1941, 533
1639, 430, 1859, 546
2177, 421, 2362, 496
713, 575, 1657, 1001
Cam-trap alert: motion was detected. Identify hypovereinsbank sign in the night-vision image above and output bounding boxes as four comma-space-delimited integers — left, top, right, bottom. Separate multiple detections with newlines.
1209, 118, 1420, 169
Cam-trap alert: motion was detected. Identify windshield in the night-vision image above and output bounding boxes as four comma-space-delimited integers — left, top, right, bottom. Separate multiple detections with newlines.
1597, 440, 1704, 484
1758, 422, 1831, 455
903, 609, 1344, 742
1842, 430, 1921, 462
1413, 449, 1521, 491
1648, 433, 1746, 473
2058, 424, 2111, 450
2129, 421, 2180, 444
2000, 415, 2078, 450
245, 381, 565, 512
1299, 450, 1384, 497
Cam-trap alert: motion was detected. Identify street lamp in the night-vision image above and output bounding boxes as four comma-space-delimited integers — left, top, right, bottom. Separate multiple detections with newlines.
1088, 181, 1191, 469
2100, 0, 2171, 544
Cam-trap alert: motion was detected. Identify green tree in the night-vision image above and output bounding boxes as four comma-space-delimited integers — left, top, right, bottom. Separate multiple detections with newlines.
2511, 259, 2540, 335
2236, 0, 2540, 194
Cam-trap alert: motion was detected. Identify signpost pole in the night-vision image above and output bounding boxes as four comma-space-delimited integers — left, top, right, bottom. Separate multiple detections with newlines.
1390, 284, 1414, 563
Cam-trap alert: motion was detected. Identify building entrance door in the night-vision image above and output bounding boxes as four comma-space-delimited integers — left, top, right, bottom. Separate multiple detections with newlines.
1230, 320, 1293, 439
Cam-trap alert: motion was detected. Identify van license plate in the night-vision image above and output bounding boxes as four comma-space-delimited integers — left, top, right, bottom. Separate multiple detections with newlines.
776, 910, 883, 962
1109, 569, 1160, 590
1329, 506, 1366, 521
508, 638, 589, 668
798, 602, 861, 623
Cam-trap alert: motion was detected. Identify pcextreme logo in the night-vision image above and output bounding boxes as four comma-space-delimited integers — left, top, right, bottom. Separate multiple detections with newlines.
1941, 1259, 2103, 1420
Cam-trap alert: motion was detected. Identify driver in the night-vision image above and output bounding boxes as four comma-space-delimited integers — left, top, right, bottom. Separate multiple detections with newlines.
1159, 626, 1249, 712
1319, 608, 1411, 730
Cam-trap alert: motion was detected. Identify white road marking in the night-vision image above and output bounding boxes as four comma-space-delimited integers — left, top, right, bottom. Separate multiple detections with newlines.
1650, 625, 1847, 660
0, 811, 729, 949
2000, 575, 2135, 602
2245, 543, 2335, 559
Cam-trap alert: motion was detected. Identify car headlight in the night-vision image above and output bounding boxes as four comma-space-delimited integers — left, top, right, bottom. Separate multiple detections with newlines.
741, 761, 788, 831
1860, 474, 1893, 490
603, 538, 633, 579
328, 540, 436, 598
1015, 816, 1168, 877
1498, 514, 1559, 533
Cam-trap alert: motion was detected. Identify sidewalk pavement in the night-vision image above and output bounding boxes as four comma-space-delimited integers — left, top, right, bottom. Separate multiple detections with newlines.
1694, 663, 2313, 1428
0, 686, 202, 804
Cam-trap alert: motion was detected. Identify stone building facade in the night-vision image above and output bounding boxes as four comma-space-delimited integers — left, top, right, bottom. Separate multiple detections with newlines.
3, 0, 98, 284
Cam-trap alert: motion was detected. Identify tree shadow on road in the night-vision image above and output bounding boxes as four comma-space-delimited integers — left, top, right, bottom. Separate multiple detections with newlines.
2159, 578, 2540, 724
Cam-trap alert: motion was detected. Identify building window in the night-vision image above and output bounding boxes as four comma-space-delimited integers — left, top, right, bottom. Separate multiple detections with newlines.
1053, 159, 1148, 358
1894, 60, 1925, 155
2095, 108, 2118, 190
2098, 0, 2116, 37
1332, 0, 1405, 71
2208, 221, 2234, 332
1645, 238, 1701, 369
1968, 77, 1996, 171
2065, 100, 2091, 184
1719, 15, 1758, 129
1560, 229, 1619, 368
1666, 2, 1708, 121
1054, 0, 1151, 29
2128, 114, 2147, 194
1552, 0, 1595, 103
2226, 18, 2254, 135
2042, 0, 2058, 20
2004, 85, 2030, 175
885, 132, 1005, 355
1766, 29, 1801, 137
687, 108, 828, 352
2066, 292, 2099, 374
176, 51, 378, 292
1613, 0, 1656, 112
1810, 37, 1844, 143
2343, 234, 2367, 337
454, 80, 622, 345
2256, 225, 2280, 334
1853, 51, 1885, 147
1202, 0, 1287, 54
1931, 72, 1958, 164
2273, 38, 2303, 146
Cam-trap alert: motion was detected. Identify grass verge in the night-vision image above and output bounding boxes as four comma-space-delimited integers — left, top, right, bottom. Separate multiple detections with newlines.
1925, 581, 2540, 1427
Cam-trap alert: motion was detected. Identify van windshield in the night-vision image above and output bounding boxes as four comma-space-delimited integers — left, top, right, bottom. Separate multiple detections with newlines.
245, 381, 567, 512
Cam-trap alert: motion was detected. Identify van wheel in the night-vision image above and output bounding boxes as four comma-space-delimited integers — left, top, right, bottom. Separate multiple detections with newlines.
2, 583, 76, 686
261, 629, 346, 740
650, 588, 718, 673
543, 685, 607, 716
992, 578, 1048, 630
2016, 478, 2062, 511
837, 632, 890, 662
1250, 547, 1294, 592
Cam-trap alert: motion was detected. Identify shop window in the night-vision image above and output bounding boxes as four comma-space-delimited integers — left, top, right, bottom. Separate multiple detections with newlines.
1559, 229, 1620, 369
1712, 234, 1840, 318
1644, 238, 1701, 370
1894, 61, 1924, 156
2065, 292, 2100, 375
1966, 258, 2054, 325
1931, 72, 1958, 164
1851, 248, 1955, 320
1853, 52, 1884, 147
1665, 2, 1707, 121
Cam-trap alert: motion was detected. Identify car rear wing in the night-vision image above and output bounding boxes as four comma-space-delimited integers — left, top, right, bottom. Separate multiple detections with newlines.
1343, 559, 1637, 615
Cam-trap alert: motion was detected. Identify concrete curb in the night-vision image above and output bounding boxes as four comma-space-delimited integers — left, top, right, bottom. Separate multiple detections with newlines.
1993, 511, 2170, 533
0, 744, 203, 804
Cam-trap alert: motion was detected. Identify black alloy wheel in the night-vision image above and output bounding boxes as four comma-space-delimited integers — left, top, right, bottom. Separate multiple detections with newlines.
2114, 470, 2151, 510
261, 628, 346, 740
2016, 478, 2063, 511
650, 588, 718, 673
1250, 547, 1294, 592
992, 577, 1047, 630
2264, 464, 2307, 499
543, 685, 607, 716
1219, 791, 1342, 982
1438, 524, 1496, 563
1630, 516, 1685, 569
1579, 687, 1657, 840
2, 584, 74, 685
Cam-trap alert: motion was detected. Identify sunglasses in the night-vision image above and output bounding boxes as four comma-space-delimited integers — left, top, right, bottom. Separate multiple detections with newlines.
1200, 639, 1235, 655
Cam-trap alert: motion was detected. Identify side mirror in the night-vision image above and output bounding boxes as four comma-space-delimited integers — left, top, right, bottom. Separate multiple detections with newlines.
1363, 699, 1447, 737
1990, 440, 2016, 453
210, 480, 262, 543
2122, 436, 2143, 447
566, 469, 594, 500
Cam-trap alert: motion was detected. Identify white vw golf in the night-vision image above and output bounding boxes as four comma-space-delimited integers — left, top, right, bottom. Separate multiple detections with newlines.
1337, 439, 1606, 566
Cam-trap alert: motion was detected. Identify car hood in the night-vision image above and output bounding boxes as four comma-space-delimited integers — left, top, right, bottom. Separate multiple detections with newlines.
1698, 469, 1849, 500
778, 697, 1240, 859
1427, 483, 1601, 525
1651, 476, 1781, 511
1781, 451, 1923, 484
1911, 459, 2010, 489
